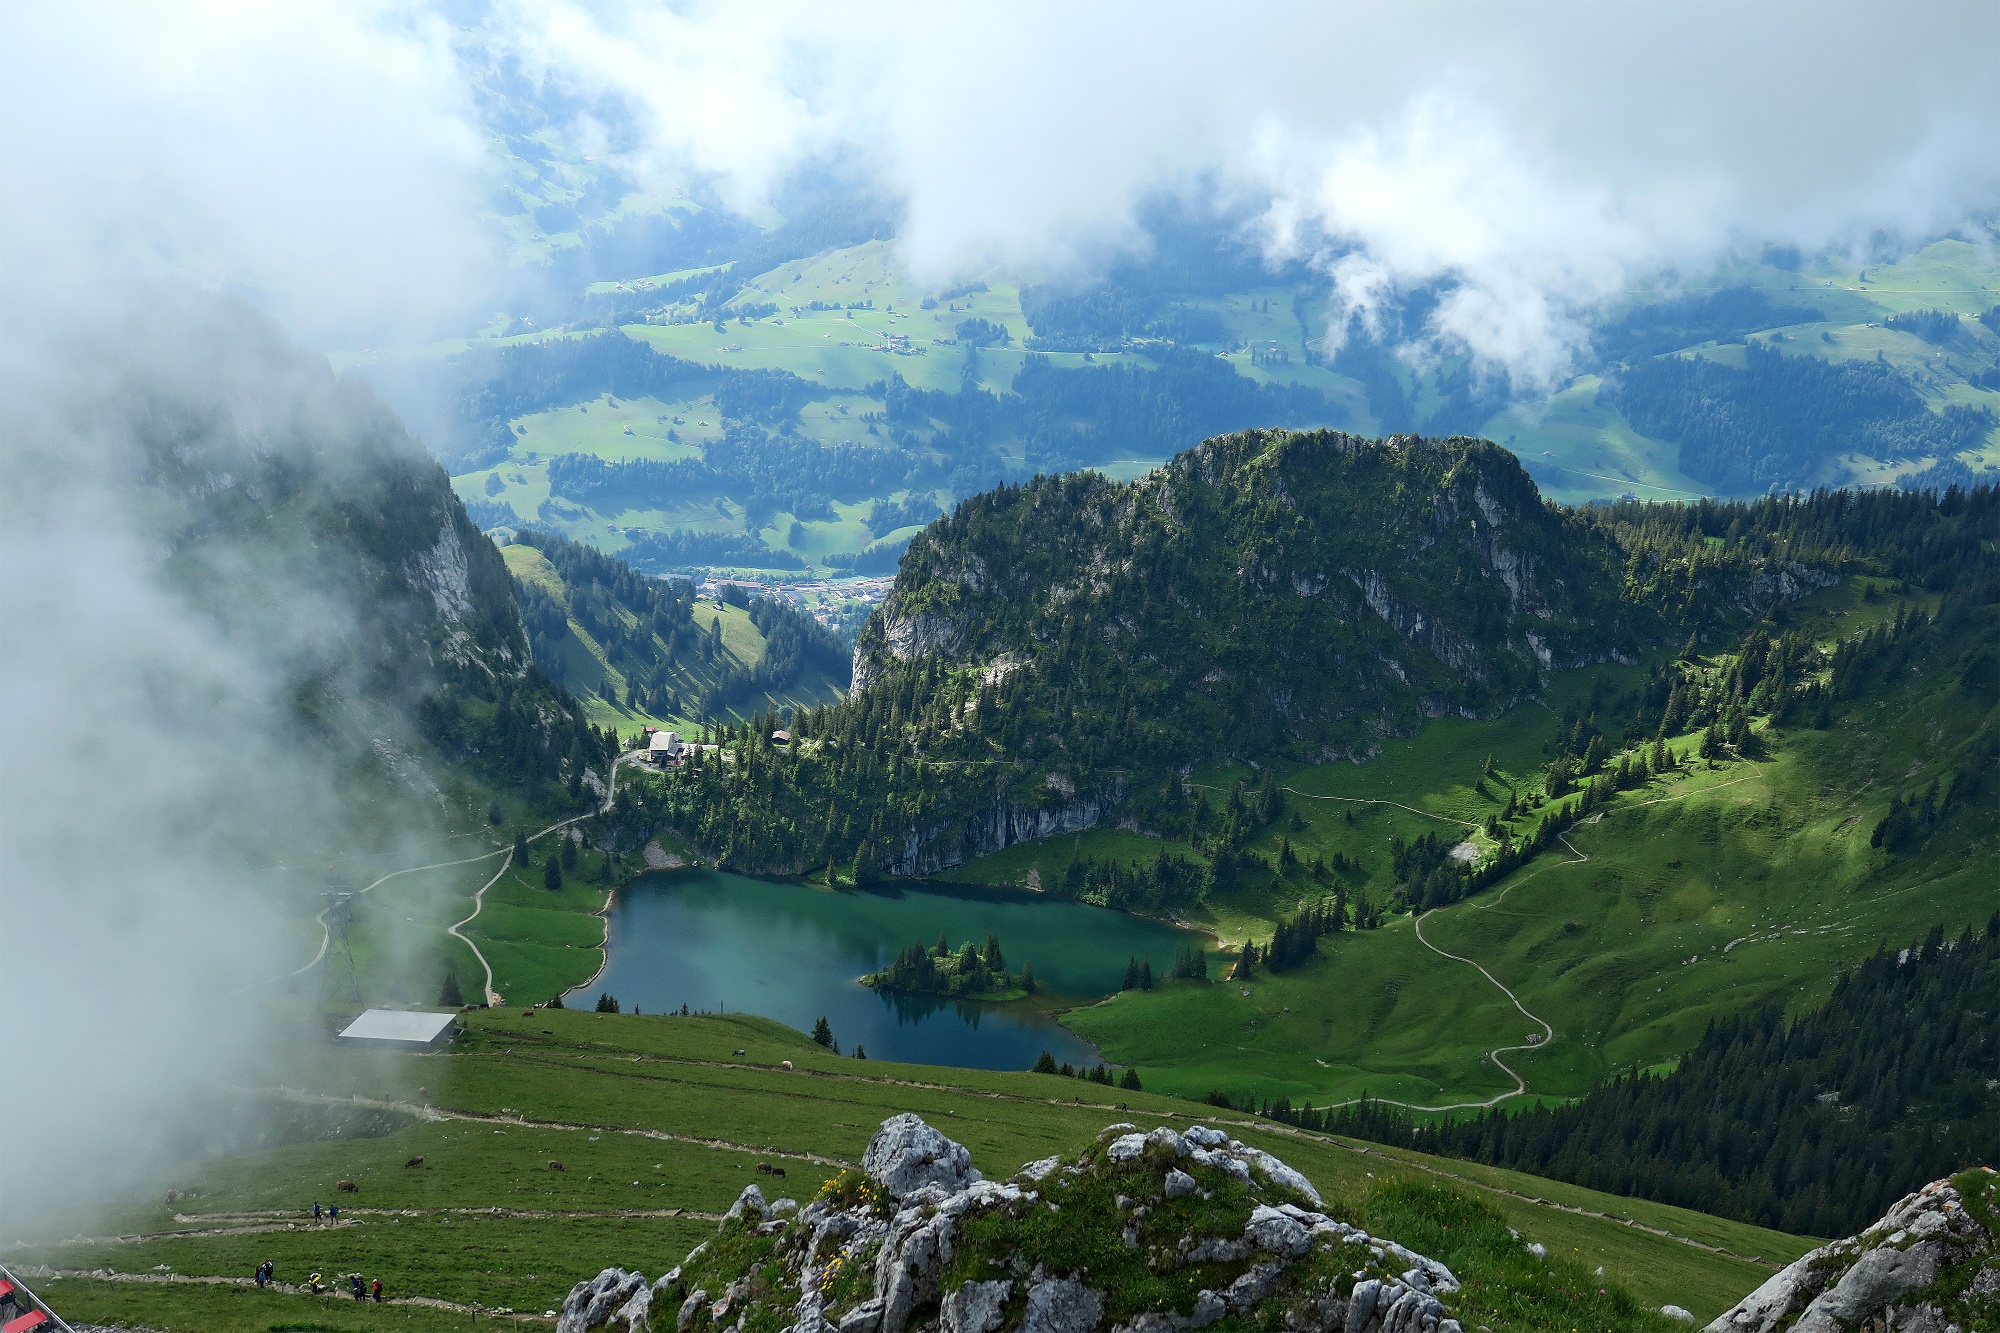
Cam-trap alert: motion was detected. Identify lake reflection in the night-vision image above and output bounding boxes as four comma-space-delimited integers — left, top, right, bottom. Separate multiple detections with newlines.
569, 870, 1203, 1071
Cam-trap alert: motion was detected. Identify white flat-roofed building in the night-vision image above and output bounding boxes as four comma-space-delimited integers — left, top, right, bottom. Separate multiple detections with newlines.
338, 1008, 460, 1048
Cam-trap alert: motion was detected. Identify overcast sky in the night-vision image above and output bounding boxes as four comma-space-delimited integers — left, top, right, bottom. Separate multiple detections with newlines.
6, 1, 1997, 378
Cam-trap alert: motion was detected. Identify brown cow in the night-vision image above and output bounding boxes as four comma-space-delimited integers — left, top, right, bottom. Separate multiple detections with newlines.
336, 1180, 358, 1193
405, 1157, 425, 1168
548, 1161, 565, 1171
755, 1163, 787, 1178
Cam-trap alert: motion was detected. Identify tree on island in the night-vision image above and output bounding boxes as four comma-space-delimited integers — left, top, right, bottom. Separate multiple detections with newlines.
438, 971, 464, 1006
1021, 960, 1036, 993
984, 934, 1005, 970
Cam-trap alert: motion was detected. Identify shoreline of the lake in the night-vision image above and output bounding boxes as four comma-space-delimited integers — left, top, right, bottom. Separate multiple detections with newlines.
567, 867, 1209, 1070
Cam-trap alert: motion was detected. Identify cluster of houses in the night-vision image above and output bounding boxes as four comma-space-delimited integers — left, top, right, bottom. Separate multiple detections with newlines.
642, 726, 790, 767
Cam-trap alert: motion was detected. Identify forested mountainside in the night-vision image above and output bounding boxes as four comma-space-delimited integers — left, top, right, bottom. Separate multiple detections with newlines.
130, 300, 617, 807
1307, 916, 2000, 1239
634, 429, 1998, 880
506, 527, 848, 722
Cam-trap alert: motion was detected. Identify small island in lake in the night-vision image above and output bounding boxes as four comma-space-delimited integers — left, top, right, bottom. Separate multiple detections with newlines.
863, 932, 1035, 1000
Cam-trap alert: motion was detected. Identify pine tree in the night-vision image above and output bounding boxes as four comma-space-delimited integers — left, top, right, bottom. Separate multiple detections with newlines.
487, 801, 503, 825
1139, 957, 1154, 990
1020, 960, 1036, 993
811, 1016, 834, 1047
1033, 1050, 1058, 1074
1119, 1068, 1142, 1091
438, 971, 464, 1007
595, 992, 619, 1013
1122, 957, 1141, 990
547, 992, 565, 1009
512, 830, 529, 866
854, 1045, 866, 1060
562, 836, 578, 870
544, 853, 564, 892
934, 930, 950, 957
984, 933, 1005, 971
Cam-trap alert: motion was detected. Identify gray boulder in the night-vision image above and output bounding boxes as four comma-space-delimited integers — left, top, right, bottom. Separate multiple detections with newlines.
1022, 1274, 1104, 1333
558, 1267, 651, 1333
864, 1112, 983, 1199
1707, 1169, 2000, 1333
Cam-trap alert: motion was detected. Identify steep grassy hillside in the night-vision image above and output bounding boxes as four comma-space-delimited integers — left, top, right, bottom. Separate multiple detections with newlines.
501, 528, 847, 730
13, 1010, 1814, 1332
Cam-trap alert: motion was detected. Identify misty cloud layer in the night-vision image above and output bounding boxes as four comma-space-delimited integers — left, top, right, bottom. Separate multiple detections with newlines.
8, 3, 1999, 371
0, 290, 446, 1234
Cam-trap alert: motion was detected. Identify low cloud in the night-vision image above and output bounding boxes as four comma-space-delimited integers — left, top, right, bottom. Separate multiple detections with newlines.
495, 1, 2000, 381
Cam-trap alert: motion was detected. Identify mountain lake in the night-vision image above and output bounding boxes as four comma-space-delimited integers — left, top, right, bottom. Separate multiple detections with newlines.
569, 869, 1207, 1070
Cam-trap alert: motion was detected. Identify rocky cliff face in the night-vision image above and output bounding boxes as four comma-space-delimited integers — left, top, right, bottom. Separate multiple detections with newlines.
555, 1115, 1467, 1333
1705, 1168, 2000, 1333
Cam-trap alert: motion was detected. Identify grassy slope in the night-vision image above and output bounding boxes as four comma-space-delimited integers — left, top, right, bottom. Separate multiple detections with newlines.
945, 579, 1998, 1114
499, 543, 843, 737
22, 1010, 1812, 1332
1495, 240, 2000, 492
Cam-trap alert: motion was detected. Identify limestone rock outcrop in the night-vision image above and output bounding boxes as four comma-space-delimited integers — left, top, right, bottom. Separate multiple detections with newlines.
1705, 1168, 2000, 1333
557, 1115, 1465, 1333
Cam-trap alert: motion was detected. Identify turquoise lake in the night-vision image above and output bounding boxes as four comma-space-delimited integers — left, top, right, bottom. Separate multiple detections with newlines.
570, 870, 1203, 1070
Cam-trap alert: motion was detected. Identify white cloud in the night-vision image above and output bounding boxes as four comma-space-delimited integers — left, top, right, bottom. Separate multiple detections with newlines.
0, 1, 492, 342
485, 1, 2000, 379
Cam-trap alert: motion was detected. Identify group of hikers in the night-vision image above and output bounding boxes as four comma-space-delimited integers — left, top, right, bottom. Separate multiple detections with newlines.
246, 1205, 384, 1302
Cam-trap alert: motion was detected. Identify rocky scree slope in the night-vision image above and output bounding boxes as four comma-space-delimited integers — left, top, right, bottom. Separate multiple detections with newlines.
1707, 1167, 2000, 1333
557, 1114, 1471, 1333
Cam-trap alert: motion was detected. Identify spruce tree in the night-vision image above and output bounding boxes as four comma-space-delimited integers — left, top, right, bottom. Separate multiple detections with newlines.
595, 992, 619, 1013
854, 1045, 866, 1060
544, 853, 564, 892
1033, 1050, 1058, 1074
1119, 1068, 1142, 1091
811, 1016, 835, 1048
547, 992, 565, 1009
1020, 960, 1036, 993
984, 933, 1005, 971
512, 830, 529, 867
1139, 957, 1154, 990
438, 971, 464, 1007
1121, 957, 1140, 990
562, 836, 578, 870
934, 930, 950, 957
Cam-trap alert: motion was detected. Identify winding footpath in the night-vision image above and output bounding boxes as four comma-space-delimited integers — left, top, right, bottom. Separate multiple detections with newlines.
1278, 766, 1763, 1114
291, 752, 642, 1005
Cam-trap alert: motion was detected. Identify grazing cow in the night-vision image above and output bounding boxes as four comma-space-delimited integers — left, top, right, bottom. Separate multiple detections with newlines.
548, 1161, 565, 1172
405, 1157, 424, 1168
755, 1162, 786, 1177
337, 1180, 358, 1193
